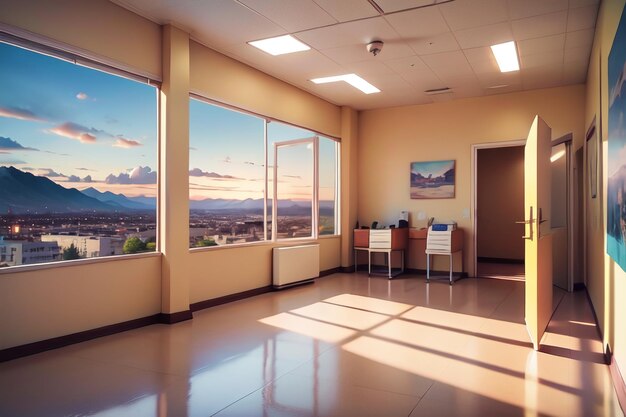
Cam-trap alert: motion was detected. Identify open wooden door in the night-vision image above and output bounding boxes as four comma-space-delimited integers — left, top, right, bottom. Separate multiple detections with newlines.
524, 115, 553, 350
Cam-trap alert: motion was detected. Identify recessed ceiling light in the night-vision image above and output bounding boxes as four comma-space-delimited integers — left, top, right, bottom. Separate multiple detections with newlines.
487, 84, 510, 89
490, 41, 520, 73
310, 74, 380, 94
248, 34, 311, 56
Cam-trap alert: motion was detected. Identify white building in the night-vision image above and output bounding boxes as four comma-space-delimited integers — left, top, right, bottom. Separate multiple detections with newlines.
41, 235, 123, 258
0, 237, 61, 267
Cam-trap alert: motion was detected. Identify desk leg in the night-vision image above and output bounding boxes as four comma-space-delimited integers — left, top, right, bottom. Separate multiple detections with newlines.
449, 254, 453, 285
388, 251, 392, 279
368, 250, 371, 276
354, 249, 357, 272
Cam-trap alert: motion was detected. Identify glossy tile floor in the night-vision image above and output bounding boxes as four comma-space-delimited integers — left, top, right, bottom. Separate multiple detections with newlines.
1, 272, 623, 417
477, 261, 525, 281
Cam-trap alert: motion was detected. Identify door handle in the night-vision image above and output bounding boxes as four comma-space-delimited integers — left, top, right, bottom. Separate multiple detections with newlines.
516, 206, 534, 240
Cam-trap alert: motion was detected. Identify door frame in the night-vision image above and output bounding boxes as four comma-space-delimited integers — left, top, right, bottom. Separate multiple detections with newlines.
471, 136, 575, 291
471, 140, 526, 278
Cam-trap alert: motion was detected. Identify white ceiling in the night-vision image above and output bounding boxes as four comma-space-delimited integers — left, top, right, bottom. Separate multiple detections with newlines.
110, 0, 600, 110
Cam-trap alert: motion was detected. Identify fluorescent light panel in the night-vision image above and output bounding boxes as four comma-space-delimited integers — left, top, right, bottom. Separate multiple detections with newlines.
311, 74, 380, 94
248, 35, 310, 56
490, 41, 519, 73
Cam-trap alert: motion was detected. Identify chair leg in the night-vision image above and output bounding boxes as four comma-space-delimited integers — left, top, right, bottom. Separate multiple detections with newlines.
388, 251, 391, 279
368, 250, 371, 276
427, 254, 430, 282
449, 254, 453, 285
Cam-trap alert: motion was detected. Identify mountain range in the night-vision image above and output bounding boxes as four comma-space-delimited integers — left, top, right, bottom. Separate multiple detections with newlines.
0, 166, 333, 214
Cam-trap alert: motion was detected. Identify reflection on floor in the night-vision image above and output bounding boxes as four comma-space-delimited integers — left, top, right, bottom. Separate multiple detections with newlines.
0, 273, 622, 417
477, 261, 526, 281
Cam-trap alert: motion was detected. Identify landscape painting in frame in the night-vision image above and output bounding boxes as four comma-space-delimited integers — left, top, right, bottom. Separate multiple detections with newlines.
410, 160, 455, 199
607, 5, 626, 272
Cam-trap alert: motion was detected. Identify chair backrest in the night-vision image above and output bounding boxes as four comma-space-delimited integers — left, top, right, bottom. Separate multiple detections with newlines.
369, 229, 392, 249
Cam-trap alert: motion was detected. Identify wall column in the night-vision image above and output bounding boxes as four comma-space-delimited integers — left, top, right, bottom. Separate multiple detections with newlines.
160, 24, 191, 321
340, 107, 358, 269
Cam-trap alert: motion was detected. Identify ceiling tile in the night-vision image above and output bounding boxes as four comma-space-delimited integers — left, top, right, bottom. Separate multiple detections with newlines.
506, 0, 568, 20
454, 22, 514, 49
439, 0, 509, 31
564, 45, 592, 64
383, 55, 429, 73
565, 28, 594, 49
568, 0, 600, 9
297, 16, 398, 49
563, 60, 588, 83
518, 34, 565, 56
397, 68, 445, 91
475, 71, 523, 89
383, 6, 450, 39
313, 0, 379, 22
522, 67, 563, 89
406, 32, 461, 55
567, 5, 599, 32
320, 42, 415, 64
421, 50, 475, 82
511, 11, 567, 41
374, 0, 436, 13
520, 50, 564, 69
340, 60, 398, 76
237, 0, 336, 32
463, 46, 499, 74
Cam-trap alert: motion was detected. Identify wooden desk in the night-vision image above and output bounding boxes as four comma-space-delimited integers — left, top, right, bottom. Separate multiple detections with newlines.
408, 228, 464, 278
353, 229, 408, 278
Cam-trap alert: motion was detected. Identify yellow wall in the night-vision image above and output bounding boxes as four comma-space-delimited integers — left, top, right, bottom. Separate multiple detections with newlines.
358, 85, 586, 274
585, 0, 626, 378
0, 255, 162, 349
0, 0, 344, 350
477, 146, 525, 260
0, 0, 161, 79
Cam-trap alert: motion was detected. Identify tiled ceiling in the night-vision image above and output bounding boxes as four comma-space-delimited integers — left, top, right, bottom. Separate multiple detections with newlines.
110, 0, 600, 110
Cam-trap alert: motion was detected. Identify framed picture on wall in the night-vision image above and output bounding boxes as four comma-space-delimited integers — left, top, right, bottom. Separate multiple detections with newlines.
606, 5, 626, 272
410, 160, 455, 199
587, 122, 598, 199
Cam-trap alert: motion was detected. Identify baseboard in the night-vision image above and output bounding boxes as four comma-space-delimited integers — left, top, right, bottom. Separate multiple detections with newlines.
0, 314, 161, 363
477, 257, 524, 264
609, 349, 626, 415
190, 285, 273, 312
319, 267, 342, 277
159, 310, 193, 324
341, 266, 355, 273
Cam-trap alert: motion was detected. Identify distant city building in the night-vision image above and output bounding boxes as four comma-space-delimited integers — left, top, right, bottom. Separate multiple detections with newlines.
0, 237, 61, 266
41, 234, 123, 258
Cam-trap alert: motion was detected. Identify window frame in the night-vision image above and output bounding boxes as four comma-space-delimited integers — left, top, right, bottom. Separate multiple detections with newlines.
0, 33, 161, 273
188, 94, 341, 252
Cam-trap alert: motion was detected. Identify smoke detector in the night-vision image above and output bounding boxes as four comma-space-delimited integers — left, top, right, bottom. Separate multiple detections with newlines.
367, 40, 384, 56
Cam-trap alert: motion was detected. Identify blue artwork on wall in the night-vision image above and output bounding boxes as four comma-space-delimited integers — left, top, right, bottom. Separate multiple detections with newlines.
606, 6, 626, 271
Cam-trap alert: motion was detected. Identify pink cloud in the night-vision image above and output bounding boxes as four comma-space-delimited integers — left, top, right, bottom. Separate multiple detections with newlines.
113, 137, 142, 148
48, 122, 99, 143
0, 106, 43, 122
189, 168, 240, 179
76, 92, 88, 100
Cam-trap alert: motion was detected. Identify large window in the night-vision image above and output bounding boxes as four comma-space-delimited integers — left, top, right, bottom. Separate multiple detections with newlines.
189, 98, 265, 247
189, 98, 340, 248
0, 40, 158, 268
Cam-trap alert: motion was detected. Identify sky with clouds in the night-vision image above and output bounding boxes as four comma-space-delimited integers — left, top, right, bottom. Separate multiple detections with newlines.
0, 41, 337, 202
0, 41, 157, 196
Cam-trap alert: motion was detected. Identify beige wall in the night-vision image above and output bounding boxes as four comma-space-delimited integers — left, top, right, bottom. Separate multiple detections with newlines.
477, 146, 525, 260
0, 2, 344, 350
0, 0, 161, 79
358, 85, 586, 274
585, 0, 626, 380
0, 255, 162, 349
